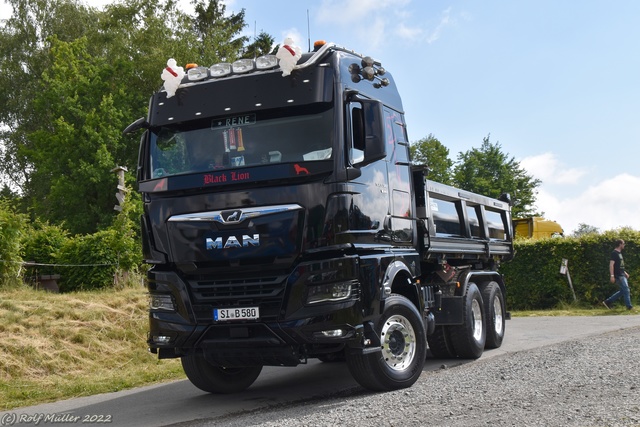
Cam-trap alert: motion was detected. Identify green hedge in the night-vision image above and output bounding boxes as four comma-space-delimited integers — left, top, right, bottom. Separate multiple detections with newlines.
501, 228, 640, 310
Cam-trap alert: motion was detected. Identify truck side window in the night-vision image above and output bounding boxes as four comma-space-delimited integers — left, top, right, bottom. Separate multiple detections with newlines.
349, 104, 365, 164
467, 205, 482, 238
485, 209, 506, 240
391, 119, 408, 164
431, 198, 463, 237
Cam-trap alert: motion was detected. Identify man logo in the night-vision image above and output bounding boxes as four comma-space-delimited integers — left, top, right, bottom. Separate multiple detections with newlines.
206, 234, 260, 250
221, 209, 243, 223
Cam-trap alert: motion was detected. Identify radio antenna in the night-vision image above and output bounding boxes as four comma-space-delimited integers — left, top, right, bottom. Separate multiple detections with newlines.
307, 9, 311, 52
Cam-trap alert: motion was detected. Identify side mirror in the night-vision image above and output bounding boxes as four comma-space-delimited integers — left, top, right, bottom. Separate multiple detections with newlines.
355, 96, 386, 166
136, 132, 147, 182
123, 117, 149, 135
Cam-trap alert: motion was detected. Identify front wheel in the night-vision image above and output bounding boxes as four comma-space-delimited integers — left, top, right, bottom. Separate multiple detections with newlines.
346, 294, 427, 391
181, 351, 263, 393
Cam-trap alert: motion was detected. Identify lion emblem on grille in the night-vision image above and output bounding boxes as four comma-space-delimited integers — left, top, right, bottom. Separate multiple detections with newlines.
222, 210, 242, 223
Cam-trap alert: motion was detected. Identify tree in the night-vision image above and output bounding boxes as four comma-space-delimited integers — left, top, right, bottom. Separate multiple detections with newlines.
452, 135, 540, 218
572, 223, 600, 237
410, 134, 453, 185
0, 0, 263, 234
190, 0, 248, 63
0, 0, 98, 192
25, 36, 127, 233
242, 31, 276, 58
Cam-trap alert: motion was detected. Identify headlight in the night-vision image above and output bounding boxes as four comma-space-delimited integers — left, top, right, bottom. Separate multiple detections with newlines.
306, 282, 352, 304
148, 293, 176, 311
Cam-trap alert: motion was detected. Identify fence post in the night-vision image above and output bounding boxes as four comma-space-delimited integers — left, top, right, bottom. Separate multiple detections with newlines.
560, 258, 577, 302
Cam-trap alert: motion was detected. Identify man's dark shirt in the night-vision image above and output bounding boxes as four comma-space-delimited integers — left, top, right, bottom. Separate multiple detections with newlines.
611, 250, 625, 276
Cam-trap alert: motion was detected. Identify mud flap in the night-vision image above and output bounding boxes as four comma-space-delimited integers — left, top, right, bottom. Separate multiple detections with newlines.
432, 296, 464, 325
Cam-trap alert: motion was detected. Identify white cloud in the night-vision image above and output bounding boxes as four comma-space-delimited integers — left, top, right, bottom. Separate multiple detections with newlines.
536, 173, 640, 234
317, 0, 383, 25
520, 152, 587, 185
277, 28, 304, 47
520, 152, 639, 234
396, 23, 423, 41
426, 7, 452, 44
317, 0, 417, 48
315, 1, 458, 48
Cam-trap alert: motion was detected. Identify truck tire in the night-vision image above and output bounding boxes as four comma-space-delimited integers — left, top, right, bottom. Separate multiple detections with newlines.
449, 283, 486, 359
317, 350, 345, 363
482, 281, 505, 349
346, 294, 427, 391
181, 351, 262, 393
427, 325, 457, 358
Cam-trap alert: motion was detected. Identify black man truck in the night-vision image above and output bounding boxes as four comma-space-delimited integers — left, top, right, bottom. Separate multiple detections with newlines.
125, 41, 514, 393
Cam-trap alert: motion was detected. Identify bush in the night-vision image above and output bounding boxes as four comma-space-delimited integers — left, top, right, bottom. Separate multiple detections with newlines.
21, 220, 69, 280
56, 226, 142, 292
16, 192, 143, 292
502, 228, 640, 310
0, 200, 27, 289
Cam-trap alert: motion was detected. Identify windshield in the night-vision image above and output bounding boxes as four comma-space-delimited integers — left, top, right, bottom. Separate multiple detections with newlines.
148, 105, 333, 179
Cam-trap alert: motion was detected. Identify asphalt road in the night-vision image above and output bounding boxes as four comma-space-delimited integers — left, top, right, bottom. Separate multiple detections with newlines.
2, 315, 640, 427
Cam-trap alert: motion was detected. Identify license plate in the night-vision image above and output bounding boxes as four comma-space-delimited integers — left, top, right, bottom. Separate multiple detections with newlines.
214, 307, 259, 321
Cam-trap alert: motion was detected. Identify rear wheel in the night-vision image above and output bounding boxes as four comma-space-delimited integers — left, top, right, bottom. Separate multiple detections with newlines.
346, 294, 427, 391
449, 283, 486, 359
427, 325, 457, 358
317, 350, 345, 363
181, 351, 263, 393
482, 281, 506, 349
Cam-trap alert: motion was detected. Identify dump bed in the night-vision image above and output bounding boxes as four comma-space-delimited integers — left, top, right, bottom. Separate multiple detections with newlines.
412, 172, 513, 264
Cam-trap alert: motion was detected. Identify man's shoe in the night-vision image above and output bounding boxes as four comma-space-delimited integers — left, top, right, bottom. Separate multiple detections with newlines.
628, 306, 634, 310
602, 301, 611, 309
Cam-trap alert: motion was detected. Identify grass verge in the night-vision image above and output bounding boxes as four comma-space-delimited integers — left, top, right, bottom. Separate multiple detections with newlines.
0, 286, 184, 411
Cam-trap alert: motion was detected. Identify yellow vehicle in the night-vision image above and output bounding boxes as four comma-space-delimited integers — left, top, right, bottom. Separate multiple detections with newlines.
513, 217, 563, 239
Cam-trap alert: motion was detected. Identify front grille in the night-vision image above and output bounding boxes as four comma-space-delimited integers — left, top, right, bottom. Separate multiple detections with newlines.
188, 273, 288, 322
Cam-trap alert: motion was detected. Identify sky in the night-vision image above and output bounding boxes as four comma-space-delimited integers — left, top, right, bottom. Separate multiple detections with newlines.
1, 0, 639, 235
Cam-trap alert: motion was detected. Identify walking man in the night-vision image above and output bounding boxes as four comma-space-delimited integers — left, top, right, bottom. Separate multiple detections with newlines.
603, 239, 633, 310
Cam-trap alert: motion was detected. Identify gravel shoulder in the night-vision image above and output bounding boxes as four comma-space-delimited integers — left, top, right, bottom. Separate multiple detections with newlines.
195, 325, 640, 427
